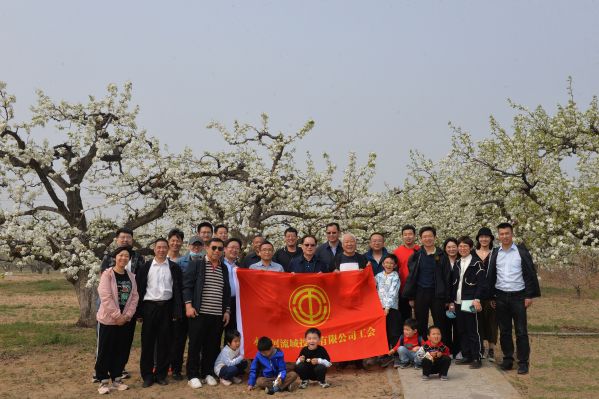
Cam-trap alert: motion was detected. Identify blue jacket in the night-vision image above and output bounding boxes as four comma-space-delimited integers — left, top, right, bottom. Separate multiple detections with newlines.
365, 247, 389, 276
248, 348, 286, 386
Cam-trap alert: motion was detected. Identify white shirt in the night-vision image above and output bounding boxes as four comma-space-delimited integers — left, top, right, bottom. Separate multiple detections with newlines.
125, 259, 132, 273
456, 255, 471, 304
224, 258, 237, 297
495, 243, 525, 292
144, 258, 173, 301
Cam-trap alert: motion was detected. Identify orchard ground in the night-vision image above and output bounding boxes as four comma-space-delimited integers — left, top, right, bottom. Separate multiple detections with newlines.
1, 271, 598, 399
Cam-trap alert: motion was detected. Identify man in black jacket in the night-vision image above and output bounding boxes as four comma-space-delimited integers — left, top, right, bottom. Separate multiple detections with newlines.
184, 238, 231, 389
487, 222, 540, 375
402, 226, 451, 344
135, 238, 183, 387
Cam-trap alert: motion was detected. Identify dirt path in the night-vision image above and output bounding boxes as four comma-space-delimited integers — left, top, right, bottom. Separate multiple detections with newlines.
0, 347, 401, 399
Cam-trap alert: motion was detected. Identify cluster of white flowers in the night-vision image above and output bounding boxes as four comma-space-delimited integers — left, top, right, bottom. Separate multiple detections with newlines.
1, 81, 597, 325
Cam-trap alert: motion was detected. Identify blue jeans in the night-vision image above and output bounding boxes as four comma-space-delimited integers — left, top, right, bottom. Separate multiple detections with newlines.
398, 346, 421, 366
218, 360, 248, 380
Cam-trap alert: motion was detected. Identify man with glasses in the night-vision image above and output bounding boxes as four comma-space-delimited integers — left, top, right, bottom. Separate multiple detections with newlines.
184, 238, 231, 389
223, 238, 242, 334
289, 235, 328, 273
315, 222, 342, 272
249, 241, 284, 272
197, 221, 214, 248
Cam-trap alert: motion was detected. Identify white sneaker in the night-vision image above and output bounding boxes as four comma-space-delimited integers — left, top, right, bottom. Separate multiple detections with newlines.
98, 380, 111, 395
112, 379, 129, 391
455, 352, 463, 360
205, 375, 218, 386
232, 376, 243, 384
220, 378, 232, 386
188, 378, 202, 389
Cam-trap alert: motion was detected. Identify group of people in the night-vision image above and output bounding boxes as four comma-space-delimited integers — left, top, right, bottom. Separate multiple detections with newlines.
93, 220, 540, 394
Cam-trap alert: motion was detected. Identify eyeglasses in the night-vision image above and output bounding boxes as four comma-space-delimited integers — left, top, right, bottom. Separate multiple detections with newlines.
326, 231, 338, 235
211, 246, 224, 251
303, 243, 316, 247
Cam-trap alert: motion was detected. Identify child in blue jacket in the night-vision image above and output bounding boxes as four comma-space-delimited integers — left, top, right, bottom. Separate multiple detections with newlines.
247, 336, 299, 394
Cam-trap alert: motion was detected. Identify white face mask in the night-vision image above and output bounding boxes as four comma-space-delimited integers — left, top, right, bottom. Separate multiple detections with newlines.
190, 250, 202, 257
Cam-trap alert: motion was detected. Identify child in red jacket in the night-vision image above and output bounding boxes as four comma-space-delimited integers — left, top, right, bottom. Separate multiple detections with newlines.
416, 325, 451, 380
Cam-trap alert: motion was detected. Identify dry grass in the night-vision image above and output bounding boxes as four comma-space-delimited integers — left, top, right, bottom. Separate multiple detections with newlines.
1, 270, 598, 398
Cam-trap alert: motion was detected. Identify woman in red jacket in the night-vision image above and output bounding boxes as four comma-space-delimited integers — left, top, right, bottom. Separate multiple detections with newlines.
95, 246, 139, 394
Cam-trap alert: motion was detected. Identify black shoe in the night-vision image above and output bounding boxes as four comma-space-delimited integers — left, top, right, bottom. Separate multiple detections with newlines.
455, 358, 473, 365
499, 361, 513, 371
172, 372, 184, 381
142, 378, 154, 388
265, 387, 277, 395
469, 360, 482, 369
517, 364, 529, 375
156, 377, 168, 385
487, 348, 495, 362
121, 369, 131, 379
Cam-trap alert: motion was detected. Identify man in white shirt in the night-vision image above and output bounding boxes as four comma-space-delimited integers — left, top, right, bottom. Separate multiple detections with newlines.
135, 238, 183, 388
487, 223, 540, 375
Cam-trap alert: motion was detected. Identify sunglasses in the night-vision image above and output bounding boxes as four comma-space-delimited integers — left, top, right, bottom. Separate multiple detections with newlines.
211, 246, 224, 251
303, 243, 316, 247
326, 231, 337, 235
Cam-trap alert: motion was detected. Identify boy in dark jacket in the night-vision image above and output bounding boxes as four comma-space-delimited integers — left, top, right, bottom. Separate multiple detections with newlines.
296, 328, 332, 389
416, 325, 451, 381
248, 337, 299, 394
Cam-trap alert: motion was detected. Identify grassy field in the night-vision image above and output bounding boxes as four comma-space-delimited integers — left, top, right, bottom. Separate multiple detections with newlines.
0, 271, 598, 398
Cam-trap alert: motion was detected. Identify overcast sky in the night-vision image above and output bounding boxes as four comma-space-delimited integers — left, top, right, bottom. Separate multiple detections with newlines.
2, 0, 599, 189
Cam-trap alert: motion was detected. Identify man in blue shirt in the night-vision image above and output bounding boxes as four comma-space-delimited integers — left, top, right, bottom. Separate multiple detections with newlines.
487, 222, 540, 375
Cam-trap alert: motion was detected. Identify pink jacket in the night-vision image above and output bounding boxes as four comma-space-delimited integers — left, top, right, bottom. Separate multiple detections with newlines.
97, 267, 139, 325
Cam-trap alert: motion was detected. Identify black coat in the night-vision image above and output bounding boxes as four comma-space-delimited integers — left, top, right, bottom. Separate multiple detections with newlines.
183, 257, 231, 315
135, 259, 184, 319
450, 255, 488, 302
402, 247, 451, 301
486, 244, 541, 298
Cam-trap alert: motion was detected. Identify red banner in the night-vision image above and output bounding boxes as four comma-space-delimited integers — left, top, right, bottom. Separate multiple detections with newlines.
234, 266, 388, 361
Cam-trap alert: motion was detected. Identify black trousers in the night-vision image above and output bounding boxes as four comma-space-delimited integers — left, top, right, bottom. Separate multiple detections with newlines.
386, 308, 402, 349
140, 300, 173, 380
448, 315, 460, 356
295, 362, 328, 382
414, 288, 447, 343
169, 316, 188, 374
224, 296, 237, 335
495, 289, 530, 366
456, 304, 482, 360
399, 296, 414, 323
479, 299, 498, 346
95, 323, 131, 381
187, 313, 224, 379
421, 355, 451, 376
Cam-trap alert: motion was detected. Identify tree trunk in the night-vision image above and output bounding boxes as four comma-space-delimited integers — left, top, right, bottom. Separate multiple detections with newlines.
71, 270, 98, 327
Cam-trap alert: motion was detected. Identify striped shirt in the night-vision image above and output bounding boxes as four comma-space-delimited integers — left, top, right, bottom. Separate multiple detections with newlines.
199, 260, 225, 316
